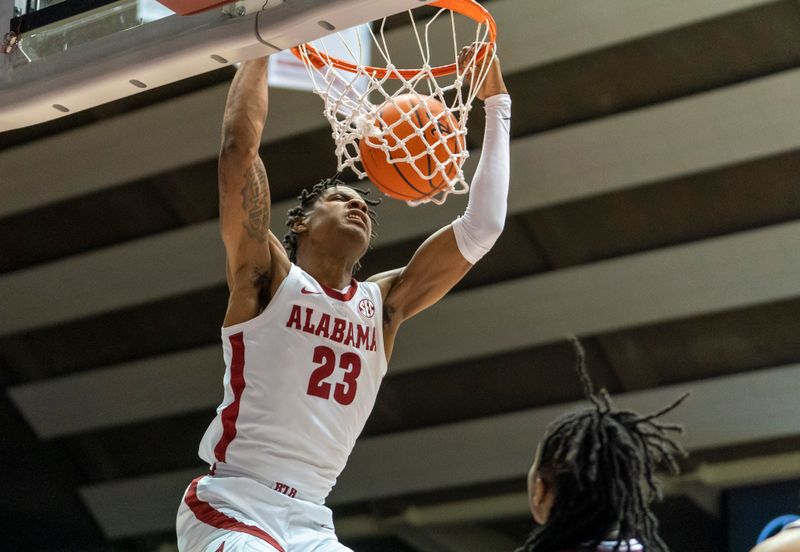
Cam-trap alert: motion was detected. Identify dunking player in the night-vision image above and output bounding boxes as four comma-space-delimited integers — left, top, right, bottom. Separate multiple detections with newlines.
176, 48, 511, 551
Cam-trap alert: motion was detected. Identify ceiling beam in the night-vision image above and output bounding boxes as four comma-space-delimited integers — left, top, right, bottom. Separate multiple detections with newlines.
0, 0, 770, 217
686, 450, 800, 488
6, 64, 800, 335
330, 362, 800, 503
11, 218, 800, 437
8, 347, 222, 437
389, 526, 450, 552
333, 449, 800, 542
77, 361, 800, 538
335, 494, 529, 541
389, 525, 520, 552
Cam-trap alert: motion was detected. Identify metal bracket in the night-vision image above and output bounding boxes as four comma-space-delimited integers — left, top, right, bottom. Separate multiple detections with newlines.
223, 0, 284, 18
221, 1, 247, 17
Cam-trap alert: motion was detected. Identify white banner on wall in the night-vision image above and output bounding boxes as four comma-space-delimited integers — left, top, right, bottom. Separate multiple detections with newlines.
268, 24, 372, 94
137, 0, 174, 22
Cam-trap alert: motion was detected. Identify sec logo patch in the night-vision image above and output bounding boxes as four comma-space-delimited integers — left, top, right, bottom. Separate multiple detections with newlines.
358, 298, 375, 319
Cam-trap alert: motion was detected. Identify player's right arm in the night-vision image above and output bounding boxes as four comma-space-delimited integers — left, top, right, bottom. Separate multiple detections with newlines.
219, 57, 288, 327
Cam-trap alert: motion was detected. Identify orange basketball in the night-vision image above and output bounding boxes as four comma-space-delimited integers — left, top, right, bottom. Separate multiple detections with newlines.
359, 94, 464, 202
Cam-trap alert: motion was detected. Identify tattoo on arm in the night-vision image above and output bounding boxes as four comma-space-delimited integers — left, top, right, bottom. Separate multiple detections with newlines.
241, 160, 269, 243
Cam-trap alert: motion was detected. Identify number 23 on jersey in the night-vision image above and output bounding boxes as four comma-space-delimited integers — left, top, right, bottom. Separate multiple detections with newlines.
306, 345, 361, 405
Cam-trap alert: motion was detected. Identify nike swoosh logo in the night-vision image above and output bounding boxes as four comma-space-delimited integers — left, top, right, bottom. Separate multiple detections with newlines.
301, 287, 321, 295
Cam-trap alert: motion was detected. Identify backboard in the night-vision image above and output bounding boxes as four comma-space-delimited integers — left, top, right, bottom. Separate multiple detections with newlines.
0, 0, 438, 132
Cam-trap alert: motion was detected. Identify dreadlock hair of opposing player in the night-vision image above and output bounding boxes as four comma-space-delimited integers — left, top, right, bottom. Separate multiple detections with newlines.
518, 339, 689, 552
283, 173, 380, 273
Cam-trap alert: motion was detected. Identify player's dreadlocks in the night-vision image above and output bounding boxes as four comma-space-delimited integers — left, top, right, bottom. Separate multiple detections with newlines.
518, 339, 689, 552
283, 173, 380, 273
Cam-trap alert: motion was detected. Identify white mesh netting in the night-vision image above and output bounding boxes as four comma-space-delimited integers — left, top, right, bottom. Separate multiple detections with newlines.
293, 5, 495, 205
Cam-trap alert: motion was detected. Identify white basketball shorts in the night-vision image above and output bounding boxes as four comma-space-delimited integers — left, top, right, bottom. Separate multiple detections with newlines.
176, 475, 352, 552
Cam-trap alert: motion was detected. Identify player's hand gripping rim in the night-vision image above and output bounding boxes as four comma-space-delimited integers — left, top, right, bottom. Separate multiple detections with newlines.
458, 42, 508, 101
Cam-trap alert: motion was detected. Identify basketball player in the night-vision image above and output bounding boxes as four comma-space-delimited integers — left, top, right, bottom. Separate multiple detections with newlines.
175, 47, 511, 551
752, 519, 800, 552
518, 341, 688, 552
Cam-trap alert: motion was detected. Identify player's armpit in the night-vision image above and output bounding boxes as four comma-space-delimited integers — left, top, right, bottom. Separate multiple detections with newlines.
367, 268, 403, 328
379, 225, 472, 328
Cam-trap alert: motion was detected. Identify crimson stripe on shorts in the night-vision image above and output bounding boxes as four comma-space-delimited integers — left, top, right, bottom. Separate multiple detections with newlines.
185, 476, 285, 552
214, 332, 246, 462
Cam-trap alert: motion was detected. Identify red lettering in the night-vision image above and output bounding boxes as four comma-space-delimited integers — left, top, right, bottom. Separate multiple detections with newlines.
286, 305, 302, 329
302, 307, 316, 333
330, 318, 346, 342
356, 325, 370, 349
333, 352, 361, 405
306, 346, 363, 406
315, 313, 331, 338
344, 323, 355, 346
274, 482, 297, 498
307, 346, 335, 399
288, 306, 377, 352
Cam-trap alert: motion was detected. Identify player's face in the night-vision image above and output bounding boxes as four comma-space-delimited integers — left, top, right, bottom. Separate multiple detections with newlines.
307, 186, 372, 253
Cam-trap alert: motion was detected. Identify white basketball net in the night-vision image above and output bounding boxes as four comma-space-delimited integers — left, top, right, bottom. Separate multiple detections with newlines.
294, 7, 494, 205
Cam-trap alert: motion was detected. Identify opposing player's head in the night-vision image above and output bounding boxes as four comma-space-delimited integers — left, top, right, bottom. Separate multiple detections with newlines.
520, 339, 688, 552
283, 174, 380, 272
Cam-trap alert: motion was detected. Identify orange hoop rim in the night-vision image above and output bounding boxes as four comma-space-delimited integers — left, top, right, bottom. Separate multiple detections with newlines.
289, 0, 497, 80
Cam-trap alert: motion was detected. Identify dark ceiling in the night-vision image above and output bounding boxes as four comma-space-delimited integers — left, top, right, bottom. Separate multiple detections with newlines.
3, 1, 800, 551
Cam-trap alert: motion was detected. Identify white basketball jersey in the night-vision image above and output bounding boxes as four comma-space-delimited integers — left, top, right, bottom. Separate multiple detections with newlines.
199, 264, 388, 503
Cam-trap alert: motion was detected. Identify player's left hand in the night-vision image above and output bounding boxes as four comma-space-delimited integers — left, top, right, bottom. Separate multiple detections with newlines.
458, 43, 508, 101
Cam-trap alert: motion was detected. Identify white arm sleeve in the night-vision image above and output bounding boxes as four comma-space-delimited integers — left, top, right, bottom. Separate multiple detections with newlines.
451, 93, 512, 264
